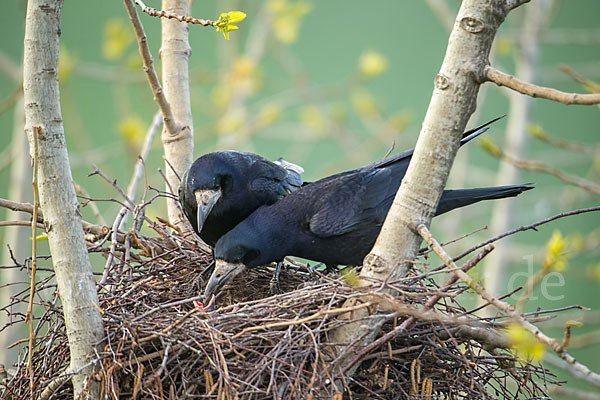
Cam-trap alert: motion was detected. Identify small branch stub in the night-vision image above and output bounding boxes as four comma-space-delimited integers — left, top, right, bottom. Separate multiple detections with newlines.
434, 74, 450, 90
460, 16, 484, 33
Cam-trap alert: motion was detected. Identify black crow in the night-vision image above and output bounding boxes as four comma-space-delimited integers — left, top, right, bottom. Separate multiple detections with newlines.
179, 151, 303, 246
204, 121, 533, 299
180, 118, 501, 246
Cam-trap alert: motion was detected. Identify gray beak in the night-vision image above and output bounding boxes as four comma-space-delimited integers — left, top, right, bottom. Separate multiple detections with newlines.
203, 259, 246, 302
195, 189, 221, 233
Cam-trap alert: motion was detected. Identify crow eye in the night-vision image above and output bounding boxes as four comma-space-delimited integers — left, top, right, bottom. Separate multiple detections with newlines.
218, 174, 233, 191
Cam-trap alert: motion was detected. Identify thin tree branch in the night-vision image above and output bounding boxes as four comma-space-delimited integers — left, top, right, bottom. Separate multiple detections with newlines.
485, 66, 600, 105
74, 184, 106, 227
484, 0, 551, 303
560, 64, 600, 93
483, 141, 600, 196
0, 198, 119, 244
549, 386, 600, 400
119, 111, 162, 230
0, 221, 45, 229
89, 165, 135, 207
453, 205, 600, 264
26, 126, 40, 397
341, 244, 495, 373
530, 125, 600, 154
122, 0, 180, 135
417, 224, 600, 388
134, 0, 215, 25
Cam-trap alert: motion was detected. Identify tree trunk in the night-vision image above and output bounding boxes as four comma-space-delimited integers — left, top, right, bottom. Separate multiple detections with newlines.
160, 0, 194, 229
331, 0, 520, 376
23, 1, 104, 397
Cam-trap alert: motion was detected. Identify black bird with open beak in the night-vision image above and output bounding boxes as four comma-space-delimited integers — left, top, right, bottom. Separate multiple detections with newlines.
179, 151, 304, 247
203, 117, 534, 301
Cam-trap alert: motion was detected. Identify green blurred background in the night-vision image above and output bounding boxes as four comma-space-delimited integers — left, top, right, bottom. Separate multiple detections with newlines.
1, 0, 599, 397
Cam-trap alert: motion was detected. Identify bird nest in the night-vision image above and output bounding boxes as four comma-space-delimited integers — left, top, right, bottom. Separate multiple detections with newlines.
2, 220, 557, 399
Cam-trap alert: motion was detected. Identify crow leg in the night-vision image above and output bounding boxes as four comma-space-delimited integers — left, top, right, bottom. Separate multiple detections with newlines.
325, 264, 338, 274
269, 261, 285, 295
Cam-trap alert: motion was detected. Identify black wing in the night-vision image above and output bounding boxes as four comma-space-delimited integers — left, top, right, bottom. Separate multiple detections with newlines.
249, 158, 304, 200
308, 169, 393, 237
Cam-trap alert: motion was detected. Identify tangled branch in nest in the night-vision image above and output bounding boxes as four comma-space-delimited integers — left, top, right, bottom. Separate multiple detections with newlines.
1, 218, 557, 399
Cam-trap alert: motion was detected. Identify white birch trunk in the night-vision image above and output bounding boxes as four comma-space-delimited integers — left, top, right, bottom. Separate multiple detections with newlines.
331, 0, 519, 375
23, 1, 104, 397
160, 0, 194, 228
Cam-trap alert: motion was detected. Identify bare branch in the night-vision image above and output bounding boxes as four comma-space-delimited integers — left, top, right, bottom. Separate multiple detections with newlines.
485, 66, 600, 105
417, 224, 600, 388
26, 126, 40, 396
516, 268, 549, 312
74, 183, 106, 226
530, 125, 600, 154
341, 244, 495, 374
484, 0, 551, 303
482, 141, 600, 196
119, 111, 162, 230
452, 205, 600, 264
134, 0, 214, 25
560, 64, 600, 93
549, 386, 600, 400
0, 197, 117, 244
122, 0, 180, 135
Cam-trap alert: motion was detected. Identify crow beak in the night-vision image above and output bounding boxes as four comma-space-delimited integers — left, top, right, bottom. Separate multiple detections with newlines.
195, 189, 221, 233
203, 259, 246, 306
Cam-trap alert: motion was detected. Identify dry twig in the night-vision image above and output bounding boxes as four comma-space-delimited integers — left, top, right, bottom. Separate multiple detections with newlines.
26, 126, 41, 398
134, 0, 215, 26
122, 0, 179, 135
417, 224, 600, 388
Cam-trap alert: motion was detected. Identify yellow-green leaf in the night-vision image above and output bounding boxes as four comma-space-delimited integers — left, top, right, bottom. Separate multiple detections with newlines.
227, 11, 247, 24
118, 115, 147, 146
341, 268, 359, 287
35, 233, 48, 241
351, 90, 379, 117
506, 324, 546, 363
358, 51, 388, 79
102, 19, 134, 61
214, 11, 247, 41
479, 137, 502, 158
544, 230, 570, 271
528, 124, 546, 140
566, 320, 583, 328
269, 0, 312, 44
